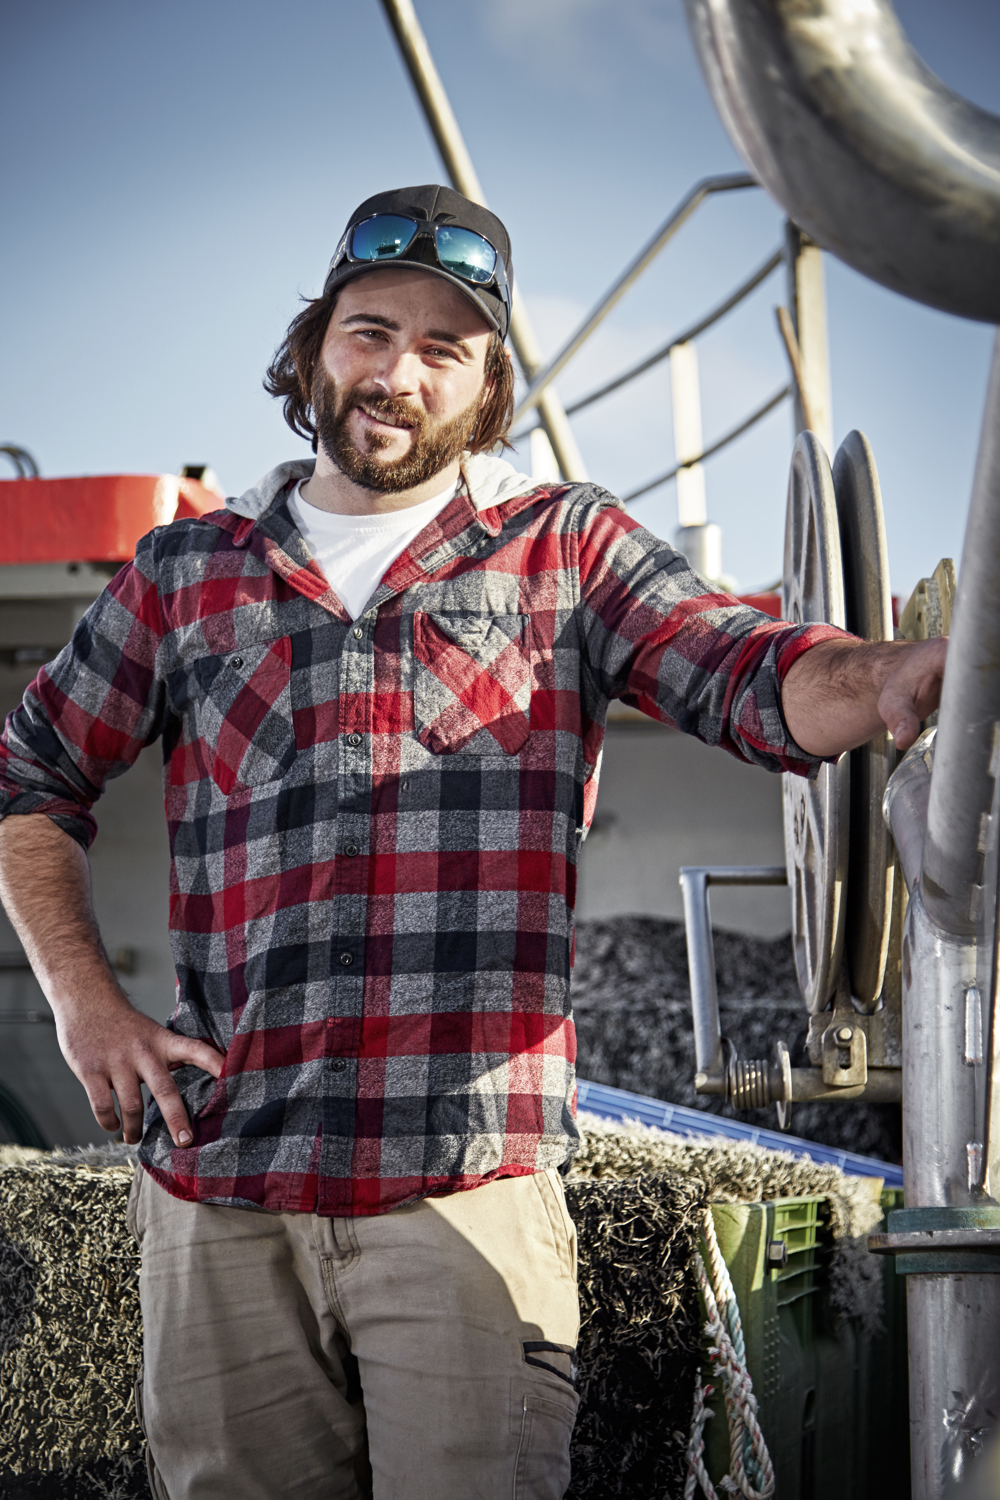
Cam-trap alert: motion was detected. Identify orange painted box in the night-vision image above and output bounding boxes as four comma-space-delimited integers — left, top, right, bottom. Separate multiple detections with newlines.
0, 475, 222, 565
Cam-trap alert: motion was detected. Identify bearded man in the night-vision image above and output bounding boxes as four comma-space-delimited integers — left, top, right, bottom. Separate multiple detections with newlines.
0, 185, 946, 1499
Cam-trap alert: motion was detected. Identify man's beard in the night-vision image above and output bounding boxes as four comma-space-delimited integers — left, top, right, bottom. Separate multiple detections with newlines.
311, 370, 482, 493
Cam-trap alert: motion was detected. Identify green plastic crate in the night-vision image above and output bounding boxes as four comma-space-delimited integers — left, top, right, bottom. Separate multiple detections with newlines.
699, 1191, 909, 1499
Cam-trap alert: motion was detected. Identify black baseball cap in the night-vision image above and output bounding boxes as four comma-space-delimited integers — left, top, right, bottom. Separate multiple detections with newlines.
323, 185, 513, 340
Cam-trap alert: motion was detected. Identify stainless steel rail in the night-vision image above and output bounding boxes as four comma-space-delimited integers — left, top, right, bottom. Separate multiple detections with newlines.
681, 864, 902, 1115
0, 445, 39, 479
510, 245, 782, 431
510, 173, 758, 427
683, 0, 1000, 323
680, 864, 774, 1084
621, 382, 791, 505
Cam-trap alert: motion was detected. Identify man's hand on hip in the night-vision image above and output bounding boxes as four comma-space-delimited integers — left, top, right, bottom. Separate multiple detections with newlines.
54, 989, 223, 1146
782, 636, 948, 758
0, 812, 222, 1147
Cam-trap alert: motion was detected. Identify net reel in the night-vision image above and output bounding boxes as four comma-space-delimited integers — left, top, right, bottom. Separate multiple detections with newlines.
685, 429, 907, 1128
783, 429, 897, 1017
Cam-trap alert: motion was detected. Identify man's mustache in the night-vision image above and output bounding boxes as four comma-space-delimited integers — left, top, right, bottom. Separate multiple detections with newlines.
345, 391, 426, 433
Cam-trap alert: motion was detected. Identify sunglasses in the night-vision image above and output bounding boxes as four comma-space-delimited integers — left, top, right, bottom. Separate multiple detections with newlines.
333, 214, 511, 324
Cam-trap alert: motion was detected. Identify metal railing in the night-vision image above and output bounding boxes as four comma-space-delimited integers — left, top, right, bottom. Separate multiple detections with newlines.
680, 865, 901, 1126
622, 382, 791, 505
380, 0, 813, 555
0, 445, 39, 479
545, 247, 783, 425
510, 173, 759, 427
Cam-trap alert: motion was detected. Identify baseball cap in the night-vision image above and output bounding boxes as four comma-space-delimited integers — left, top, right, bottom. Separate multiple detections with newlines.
323, 185, 513, 340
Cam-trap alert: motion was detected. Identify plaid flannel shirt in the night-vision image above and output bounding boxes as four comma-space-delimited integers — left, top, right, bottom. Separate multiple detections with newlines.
0, 454, 843, 1215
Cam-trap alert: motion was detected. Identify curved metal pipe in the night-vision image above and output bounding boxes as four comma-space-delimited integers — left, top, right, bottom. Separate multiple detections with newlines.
683, 0, 1000, 323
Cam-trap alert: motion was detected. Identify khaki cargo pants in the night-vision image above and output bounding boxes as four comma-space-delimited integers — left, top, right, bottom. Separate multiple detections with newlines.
127, 1167, 580, 1500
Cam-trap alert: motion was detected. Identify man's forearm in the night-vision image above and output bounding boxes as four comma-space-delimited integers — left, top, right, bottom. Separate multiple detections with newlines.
781, 637, 948, 757
0, 814, 121, 1008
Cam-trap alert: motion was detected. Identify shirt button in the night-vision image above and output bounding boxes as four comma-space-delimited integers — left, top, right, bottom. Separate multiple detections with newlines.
339, 951, 354, 967
344, 843, 359, 857
331, 1059, 347, 1074
347, 733, 362, 747
353, 626, 363, 640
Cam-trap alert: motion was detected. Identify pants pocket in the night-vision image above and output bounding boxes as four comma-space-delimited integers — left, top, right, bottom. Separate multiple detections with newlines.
513, 1391, 578, 1500
533, 1169, 578, 1282
125, 1165, 143, 1244
133, 1364, 170, 1500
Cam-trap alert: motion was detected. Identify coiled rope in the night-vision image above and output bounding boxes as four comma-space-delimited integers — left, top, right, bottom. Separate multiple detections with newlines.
684, 1208, 775, 1500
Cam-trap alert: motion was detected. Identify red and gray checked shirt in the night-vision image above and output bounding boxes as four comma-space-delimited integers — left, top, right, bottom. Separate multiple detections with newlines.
0, 454, 844, 1216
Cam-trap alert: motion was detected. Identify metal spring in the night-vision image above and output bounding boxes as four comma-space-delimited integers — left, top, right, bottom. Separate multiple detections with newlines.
727, 1057, 772, 1110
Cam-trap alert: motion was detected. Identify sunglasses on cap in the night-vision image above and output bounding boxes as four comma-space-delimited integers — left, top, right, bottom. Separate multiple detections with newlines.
331, 214, 511, 326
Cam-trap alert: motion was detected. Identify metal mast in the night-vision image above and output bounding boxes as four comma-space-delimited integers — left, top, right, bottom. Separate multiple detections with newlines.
379, 0, 588, 483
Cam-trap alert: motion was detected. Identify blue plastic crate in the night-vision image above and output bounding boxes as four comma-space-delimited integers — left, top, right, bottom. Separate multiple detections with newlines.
576, 1077, 903, 1188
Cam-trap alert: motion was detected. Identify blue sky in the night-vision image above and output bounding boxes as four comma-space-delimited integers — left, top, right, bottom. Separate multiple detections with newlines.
1, 0, 998, 596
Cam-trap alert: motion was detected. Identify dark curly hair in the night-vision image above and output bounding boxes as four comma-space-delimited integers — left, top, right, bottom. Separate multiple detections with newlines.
263, 281, 515, 454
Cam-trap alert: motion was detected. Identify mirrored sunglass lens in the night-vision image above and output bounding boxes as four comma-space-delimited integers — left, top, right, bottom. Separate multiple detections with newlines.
350, 216, 417, 262
434, 227, 496, 284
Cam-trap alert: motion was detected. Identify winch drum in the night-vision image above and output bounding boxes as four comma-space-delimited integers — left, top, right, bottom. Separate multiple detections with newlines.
781, 432, 849, 1013
781, 429, 896, 1014
834, 431, 896, 1012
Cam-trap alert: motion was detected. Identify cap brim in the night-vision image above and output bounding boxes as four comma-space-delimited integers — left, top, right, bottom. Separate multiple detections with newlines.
324, 260, 503, 335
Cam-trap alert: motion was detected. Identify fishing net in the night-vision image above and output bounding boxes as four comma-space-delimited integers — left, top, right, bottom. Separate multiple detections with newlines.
564, 1114, 886, 1500
0, 1147, 145, 1500
0, 1120, 886, 1500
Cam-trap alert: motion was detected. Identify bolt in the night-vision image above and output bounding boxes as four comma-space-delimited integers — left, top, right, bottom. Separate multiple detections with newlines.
766, 1239, 789, 1269
836, 1026, 853, 1044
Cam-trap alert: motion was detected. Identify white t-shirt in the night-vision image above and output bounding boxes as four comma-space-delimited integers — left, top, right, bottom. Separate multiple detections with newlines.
287, 477, 458, 620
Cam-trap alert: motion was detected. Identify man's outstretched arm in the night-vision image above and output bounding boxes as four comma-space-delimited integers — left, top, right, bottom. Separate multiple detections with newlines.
0, 815, 222, 1147
781, 636, 948, 757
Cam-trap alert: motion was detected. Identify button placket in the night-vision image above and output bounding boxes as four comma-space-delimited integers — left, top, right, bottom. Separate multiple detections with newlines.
322, 616, 375, 1198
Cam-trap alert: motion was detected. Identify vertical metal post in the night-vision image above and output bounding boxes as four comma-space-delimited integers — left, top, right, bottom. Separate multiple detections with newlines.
670, 340, 723, 579
379, 0, 588, 482
679, 867, 724, 1080
669, 341, 708, 527
922, 336, 1000, 936
900, 893, 1000, 1500
892, 333, 1000, 1500
529, 428, 560, 483
785, 222, 833, 457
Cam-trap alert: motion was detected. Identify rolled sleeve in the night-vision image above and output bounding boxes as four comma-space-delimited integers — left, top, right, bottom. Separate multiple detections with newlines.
0, 535, 170, 846
576, 498, 852, 776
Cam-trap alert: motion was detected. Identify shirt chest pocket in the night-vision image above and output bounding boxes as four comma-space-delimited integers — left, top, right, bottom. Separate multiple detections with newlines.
412, 611, 533, 757
191, 638, 297, 793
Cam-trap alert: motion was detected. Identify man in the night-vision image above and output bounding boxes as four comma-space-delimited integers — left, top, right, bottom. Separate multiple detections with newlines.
0, 184, 944, 1499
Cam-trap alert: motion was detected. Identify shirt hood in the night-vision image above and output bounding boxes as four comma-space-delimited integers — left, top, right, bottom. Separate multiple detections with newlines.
225, 452, 545, 522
